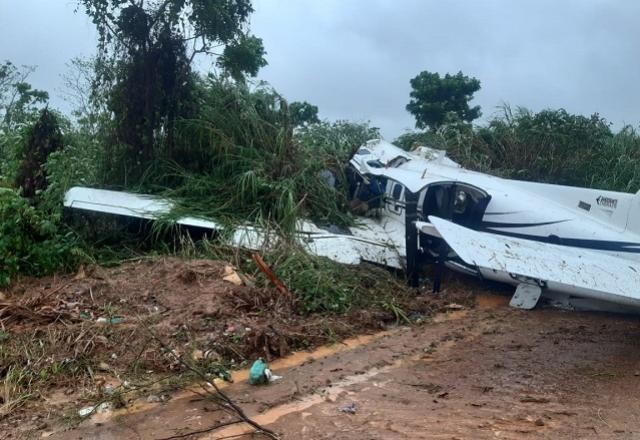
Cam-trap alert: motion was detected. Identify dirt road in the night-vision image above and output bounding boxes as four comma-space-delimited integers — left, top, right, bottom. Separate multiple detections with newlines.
52, 293, 640, 440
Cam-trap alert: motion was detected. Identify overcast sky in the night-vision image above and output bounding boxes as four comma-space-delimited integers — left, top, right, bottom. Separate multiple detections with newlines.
1, 0, 639, 138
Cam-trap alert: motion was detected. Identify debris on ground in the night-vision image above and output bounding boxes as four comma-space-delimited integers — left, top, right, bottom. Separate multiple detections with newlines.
78, 402, 111, 418
249, 358, 270, 385
338, 402, 358, 414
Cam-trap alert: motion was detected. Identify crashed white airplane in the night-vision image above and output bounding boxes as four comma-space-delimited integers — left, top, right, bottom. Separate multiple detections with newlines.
64, 139, 640, 313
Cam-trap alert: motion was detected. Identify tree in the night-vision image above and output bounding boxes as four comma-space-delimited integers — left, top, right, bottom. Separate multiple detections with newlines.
15, 108, 65, 198
0, 61, 49, 127
78, 0, 267, 175
406, 70, 481, 130
289, 101, 319, 127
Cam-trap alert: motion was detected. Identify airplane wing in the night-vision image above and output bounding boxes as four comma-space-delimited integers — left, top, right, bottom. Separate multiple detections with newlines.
428, 216, 640, 308
64, 187, 221, 230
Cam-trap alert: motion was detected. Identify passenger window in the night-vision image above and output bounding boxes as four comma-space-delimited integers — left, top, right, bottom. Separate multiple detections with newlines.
392, 184, 403, 200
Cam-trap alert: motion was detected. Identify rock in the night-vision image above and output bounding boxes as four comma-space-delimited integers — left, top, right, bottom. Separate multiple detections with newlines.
535, 418, 545, 426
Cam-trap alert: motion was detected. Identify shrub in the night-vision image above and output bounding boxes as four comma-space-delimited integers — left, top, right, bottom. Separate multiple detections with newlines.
0, 189, 78, 285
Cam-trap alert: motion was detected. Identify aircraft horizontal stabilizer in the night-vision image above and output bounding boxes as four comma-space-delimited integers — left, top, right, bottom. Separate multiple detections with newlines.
428, 216, 640, 307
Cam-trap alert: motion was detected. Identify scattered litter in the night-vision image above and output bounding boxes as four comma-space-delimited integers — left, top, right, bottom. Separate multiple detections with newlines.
338, 402, 358, 414
103, 385, 115, 395
146, 394, 170, 403
222, 265, 243, 286
78, 402, 111, 417
192, 349, 204, 361
109, 316, 124, 324
79, 311, 92, 320
248, 358, 280, 385
96, 316, 124, 325
265, 368, 282, 382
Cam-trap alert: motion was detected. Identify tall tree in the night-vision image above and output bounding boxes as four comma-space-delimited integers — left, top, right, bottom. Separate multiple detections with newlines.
0, 61, 49, 127
78, 0, 267, 172
289, 101, 319, 127
406, 70, 481, 131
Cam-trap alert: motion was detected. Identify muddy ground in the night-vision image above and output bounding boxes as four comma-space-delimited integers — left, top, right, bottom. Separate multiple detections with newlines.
0, 257, 471, 439
50, 296, 640, 440
3, 259, 640, 439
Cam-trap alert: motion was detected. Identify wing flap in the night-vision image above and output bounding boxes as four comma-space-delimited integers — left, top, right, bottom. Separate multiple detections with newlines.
428, 216, 640, 306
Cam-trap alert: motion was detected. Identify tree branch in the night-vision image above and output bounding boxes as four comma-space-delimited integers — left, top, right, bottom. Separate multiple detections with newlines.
145, 326, 280, 439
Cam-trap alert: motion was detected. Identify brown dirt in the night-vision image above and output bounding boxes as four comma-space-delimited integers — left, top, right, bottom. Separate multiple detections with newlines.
39, 294, 640, 440
0, 257, 472, 439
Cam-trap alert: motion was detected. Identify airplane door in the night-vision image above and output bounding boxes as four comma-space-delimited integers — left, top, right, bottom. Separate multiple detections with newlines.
383, 181, 407, 248
386, 182, 405, 216
422, 182, 490, 228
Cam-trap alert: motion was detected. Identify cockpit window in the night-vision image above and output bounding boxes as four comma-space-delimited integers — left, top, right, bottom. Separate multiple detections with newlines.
367, 160, 384, 168
355, 148, 371, 155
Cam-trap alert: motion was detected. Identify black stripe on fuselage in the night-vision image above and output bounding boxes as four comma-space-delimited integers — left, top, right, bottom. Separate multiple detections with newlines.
480, 219, 570, 229
483, 228, 640, 253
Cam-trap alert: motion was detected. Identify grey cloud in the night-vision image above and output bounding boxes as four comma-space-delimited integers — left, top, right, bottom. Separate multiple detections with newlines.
1, 0, 639, 137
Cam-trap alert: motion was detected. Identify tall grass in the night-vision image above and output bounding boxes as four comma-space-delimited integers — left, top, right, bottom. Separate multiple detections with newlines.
399, 106, 640, 194
135, 77, 378, 234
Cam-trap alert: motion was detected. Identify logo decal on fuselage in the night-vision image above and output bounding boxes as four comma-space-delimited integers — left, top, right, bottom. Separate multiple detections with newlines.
596, 196, 618, 209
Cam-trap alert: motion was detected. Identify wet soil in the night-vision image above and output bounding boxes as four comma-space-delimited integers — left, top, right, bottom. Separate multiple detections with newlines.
0, 257, 473, 439
42, 293, 640, 440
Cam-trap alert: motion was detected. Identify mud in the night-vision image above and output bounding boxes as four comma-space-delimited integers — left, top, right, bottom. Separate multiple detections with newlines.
42, 293, 640, 440
0, 257, 473, 439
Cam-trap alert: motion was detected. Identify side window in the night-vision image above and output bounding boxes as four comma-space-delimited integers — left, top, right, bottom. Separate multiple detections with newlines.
392, 183, 403, 201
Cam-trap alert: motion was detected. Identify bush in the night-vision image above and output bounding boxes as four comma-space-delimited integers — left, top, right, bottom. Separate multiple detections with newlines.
0, 189, 79, 285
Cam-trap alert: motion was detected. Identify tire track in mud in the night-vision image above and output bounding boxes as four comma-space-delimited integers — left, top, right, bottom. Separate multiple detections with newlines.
49, 295, 640, 440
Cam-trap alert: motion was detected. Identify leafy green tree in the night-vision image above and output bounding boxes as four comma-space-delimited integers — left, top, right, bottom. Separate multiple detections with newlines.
0, 61, 49, 127
290, 101, 319, 127
406, 70, 481, 130
78, 0, 267, 177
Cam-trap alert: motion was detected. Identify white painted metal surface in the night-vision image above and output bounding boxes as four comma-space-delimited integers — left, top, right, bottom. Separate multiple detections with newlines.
429, 216, 640, 307
63, 187, 403, 268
